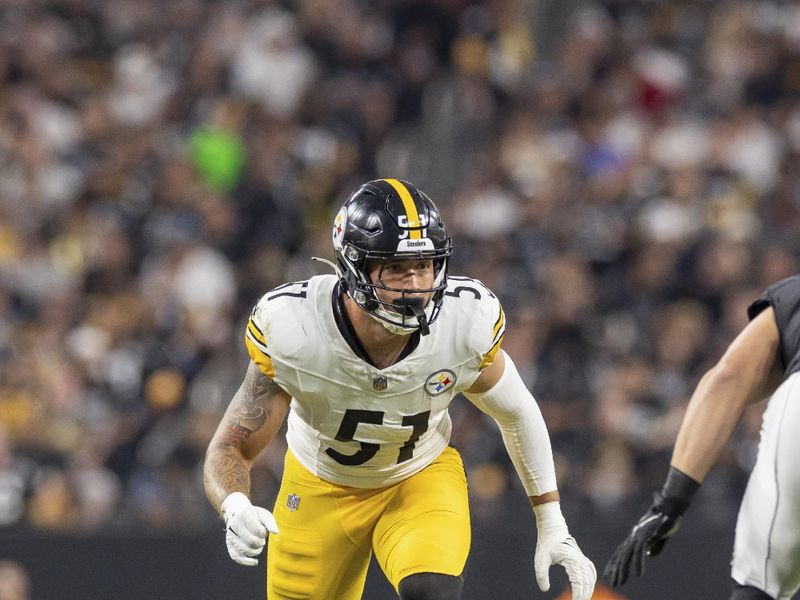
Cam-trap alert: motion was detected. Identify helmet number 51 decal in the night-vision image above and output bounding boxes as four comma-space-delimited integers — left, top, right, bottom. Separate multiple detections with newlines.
396, 214, 429, 238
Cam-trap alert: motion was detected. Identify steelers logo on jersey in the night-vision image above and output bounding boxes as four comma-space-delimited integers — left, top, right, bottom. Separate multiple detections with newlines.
425, 369, 457, 396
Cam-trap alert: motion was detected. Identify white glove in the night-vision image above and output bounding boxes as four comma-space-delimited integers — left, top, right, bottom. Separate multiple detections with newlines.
533, 501, 597, 600
220, 492, 279, 566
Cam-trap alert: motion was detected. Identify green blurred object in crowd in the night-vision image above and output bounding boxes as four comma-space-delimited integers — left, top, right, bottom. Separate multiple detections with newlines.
189, 127, 246, 192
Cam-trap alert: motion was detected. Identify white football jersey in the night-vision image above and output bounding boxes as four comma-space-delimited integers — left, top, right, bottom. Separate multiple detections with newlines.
245, 274, 505, 488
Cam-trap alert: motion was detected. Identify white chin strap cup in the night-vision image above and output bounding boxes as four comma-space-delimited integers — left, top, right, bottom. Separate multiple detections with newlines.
370, 304, 425, 335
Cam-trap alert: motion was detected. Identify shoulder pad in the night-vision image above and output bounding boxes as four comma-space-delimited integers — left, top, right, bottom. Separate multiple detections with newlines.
245, 280, 312, 378
444, 276, 506, 369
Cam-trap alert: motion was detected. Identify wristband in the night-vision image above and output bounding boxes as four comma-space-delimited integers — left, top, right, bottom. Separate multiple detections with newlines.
655, 467, 700, 516
533, 501, 568, 535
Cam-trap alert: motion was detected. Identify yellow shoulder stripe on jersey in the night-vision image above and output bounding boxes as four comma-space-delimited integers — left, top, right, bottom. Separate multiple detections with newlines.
245, 318, 275, 379
247, 318, 266, 346
384, 178, 422, 239
492, 304, 505, 343
479, 333, 505, 370
480, 303, 506, 370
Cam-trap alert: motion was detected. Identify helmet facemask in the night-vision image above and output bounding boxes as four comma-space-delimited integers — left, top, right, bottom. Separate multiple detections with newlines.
338, 246, 450, 335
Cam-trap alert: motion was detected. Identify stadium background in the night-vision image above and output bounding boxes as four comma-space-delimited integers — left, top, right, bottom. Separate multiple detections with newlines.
1, 0, 800, 598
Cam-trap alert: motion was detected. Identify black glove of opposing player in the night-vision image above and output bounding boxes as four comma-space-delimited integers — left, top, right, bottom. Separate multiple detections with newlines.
603, 494, 684, 586
603, 467, 699, 587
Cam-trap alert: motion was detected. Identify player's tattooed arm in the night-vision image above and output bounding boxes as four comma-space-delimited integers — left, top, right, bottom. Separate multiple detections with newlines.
203, 361, 291, 513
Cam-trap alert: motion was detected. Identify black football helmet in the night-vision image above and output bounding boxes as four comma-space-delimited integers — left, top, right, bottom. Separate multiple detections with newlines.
332, 178, 452, 335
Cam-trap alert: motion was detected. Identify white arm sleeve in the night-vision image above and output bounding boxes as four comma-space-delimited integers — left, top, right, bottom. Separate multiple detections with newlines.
463, 351, 557, 496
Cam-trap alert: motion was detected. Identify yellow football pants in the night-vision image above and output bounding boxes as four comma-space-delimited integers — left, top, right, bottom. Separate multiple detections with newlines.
266, 446, 471, 600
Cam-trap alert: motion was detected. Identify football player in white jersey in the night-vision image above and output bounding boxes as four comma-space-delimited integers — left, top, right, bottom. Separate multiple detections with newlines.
604, 276, 800, 599
203, 179, 596, 600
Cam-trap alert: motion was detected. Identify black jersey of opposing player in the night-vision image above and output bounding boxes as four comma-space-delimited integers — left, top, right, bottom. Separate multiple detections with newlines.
748, 275, 800, 378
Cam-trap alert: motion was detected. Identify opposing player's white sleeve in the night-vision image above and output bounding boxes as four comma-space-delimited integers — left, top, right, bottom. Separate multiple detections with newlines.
463, 351, 557, 496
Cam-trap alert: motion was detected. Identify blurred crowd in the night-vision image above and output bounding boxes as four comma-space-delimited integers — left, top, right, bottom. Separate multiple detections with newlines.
2, 0, 800, 536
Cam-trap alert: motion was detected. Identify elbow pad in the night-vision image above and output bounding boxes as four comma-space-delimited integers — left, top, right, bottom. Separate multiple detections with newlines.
464, 352, 557, 496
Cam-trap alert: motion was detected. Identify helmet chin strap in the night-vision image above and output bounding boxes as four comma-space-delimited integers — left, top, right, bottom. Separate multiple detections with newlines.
370, 297, 433, 336
371, 311, 416, 336
400, 297, 431, 336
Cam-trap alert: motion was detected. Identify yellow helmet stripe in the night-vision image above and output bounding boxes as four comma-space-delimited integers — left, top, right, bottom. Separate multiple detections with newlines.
384, 178, 422, 239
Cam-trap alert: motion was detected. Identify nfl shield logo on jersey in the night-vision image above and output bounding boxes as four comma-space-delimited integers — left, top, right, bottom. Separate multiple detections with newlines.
286, 493, 300, 512
373, 376, 388, 391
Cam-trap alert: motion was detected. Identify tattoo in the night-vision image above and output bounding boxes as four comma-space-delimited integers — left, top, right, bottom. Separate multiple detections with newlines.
219, 363, 277, 444
219, 405, 266, 445
205, 445, 251, 505
204, 363, 288, 512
